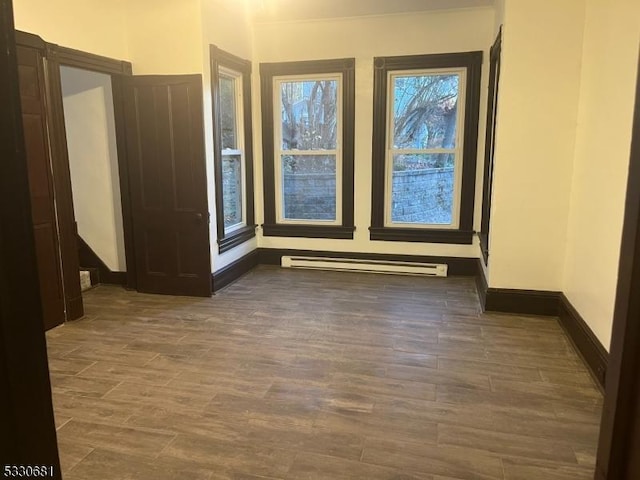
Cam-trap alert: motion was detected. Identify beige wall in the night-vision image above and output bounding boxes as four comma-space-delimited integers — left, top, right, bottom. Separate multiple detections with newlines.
124, 0, 203, 75
493, 0, 505, 33
252, 8, 494, 259
61, 66, 127, 272
488, 0, 585, 291
201, 0, 257, 271
563, 0, 640, 350
13, 0, 127, 59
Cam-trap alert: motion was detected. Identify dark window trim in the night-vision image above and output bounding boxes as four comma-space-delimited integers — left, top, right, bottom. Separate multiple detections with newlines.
260, 57, 355, 239
479, 29, 502, 264
210, 45, 256, 253
370, 51, 483, 244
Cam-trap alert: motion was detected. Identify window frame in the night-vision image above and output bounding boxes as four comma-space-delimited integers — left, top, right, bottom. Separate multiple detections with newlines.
273, 73, 343, 226
211, 45, 256, 253
479, 30, 502, 264
385, 67, 467, 230
260, 58, 355, 239
370, 51, 483, 244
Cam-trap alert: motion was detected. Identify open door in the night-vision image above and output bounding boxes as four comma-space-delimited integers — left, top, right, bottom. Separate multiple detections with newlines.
122, 74, 212, 297
16, 42, 66, 330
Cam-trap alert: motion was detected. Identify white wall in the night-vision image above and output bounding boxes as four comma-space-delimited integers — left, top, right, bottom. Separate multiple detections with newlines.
487, 0, 586, 291
563, 0, 640, 350
201, 0, 257, 271
13, 0, 127, 59
252, 8, 494, 258
61, 66, 127, 272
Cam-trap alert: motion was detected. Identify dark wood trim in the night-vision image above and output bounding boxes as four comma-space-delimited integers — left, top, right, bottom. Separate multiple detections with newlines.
77, 236, 127, 286
49, 43, 132, 75
212, 250, 259, 292
260, 58, 356, 237
475, 258, 488, 310
596, 52, 640, 480
210, 45, 256, 253
370, 51, 483, 244
0, 2, 61, 470
559, 293, 608, 391
39, 41, 85, 321
257, 248, 479, 276
110, 74, 137, 290
479, 28, 502, 265
484, 288, 561, 316
369, 227, 473, 244
262, 224, 355, 239
260, 63, 276, 225
13, 29, 45, 50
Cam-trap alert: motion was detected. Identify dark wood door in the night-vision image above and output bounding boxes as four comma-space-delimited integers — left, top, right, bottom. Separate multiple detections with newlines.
122, 75, 211, 297
16, 44, 65, 330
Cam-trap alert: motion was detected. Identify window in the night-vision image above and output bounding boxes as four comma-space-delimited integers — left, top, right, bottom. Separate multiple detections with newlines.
211, 45, 255, 253
370, 52, 483, 244
260, 58, 355, 239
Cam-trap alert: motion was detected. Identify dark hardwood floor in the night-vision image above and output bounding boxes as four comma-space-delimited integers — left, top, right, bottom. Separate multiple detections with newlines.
45, 266, 602, 479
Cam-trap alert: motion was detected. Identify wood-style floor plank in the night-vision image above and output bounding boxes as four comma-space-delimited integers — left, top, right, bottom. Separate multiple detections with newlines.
45, 266, 602, 479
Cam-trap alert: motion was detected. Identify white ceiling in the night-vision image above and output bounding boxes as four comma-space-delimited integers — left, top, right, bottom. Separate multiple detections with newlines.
251, 0, 495, 23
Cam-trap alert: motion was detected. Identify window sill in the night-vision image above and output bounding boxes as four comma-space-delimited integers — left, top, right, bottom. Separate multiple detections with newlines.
262, 224, 355, 239
218, 225, 257, 253
369, 227, 473, 244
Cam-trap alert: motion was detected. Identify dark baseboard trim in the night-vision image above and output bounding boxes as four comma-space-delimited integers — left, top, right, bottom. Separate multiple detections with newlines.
77, 236, 127, 286
475, 259, 488, 310
484, 288, 562, 316
257, 248, 478, 276
474, 265, 608, 390
212, 250, 259, 292
101, 271, 127, 285
558, 293, 608, 391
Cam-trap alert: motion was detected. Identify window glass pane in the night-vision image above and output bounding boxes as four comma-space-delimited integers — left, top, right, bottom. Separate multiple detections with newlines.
280, 80, 337, 150
219, 74, 237, 150
391, 153, 455, 224
222, 155, 243, 229
393, 74, 459, 149
282, 154, 336, 220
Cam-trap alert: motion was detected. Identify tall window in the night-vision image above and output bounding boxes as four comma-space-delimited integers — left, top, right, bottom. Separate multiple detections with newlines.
260, 59, 355, 239
211, 45, 255, 253
370, 52, 482, 244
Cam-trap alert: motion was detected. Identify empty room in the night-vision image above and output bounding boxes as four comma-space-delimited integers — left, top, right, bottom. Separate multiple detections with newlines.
2, 0, 640, 479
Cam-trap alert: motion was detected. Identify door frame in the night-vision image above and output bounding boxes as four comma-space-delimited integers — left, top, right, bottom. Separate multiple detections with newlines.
595, 53, 640, 479
15, 31, 67, 329
0, 1, 61, 472
16, 30, 137, 296
47, 42, 137, 291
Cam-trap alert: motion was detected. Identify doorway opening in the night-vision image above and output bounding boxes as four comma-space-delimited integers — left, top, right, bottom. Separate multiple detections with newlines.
59, 66, 127, 291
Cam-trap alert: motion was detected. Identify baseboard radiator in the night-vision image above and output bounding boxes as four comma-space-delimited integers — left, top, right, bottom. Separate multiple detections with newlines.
281, 256, 448, 277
